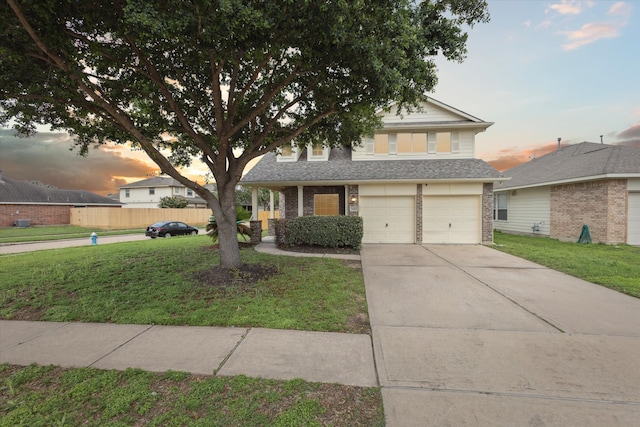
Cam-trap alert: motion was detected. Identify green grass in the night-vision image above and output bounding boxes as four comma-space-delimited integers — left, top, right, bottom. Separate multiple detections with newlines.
493, 232, 640, 298
0, 237, 368, 332
0, 364, 384, 426
0, 225, 147, 244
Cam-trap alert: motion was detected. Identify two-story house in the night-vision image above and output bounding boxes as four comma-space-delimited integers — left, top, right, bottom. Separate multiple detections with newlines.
118, 176, 209, 208
241, 98, 506, 244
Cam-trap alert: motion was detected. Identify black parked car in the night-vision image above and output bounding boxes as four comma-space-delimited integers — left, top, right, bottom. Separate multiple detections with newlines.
145, 221, 199, 238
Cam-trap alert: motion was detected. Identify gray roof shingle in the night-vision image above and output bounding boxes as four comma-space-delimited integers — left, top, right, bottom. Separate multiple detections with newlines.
241, 147, 503, 186
119, 176, 183, 188
496, 142, 640, 190
0, 174, 122, 205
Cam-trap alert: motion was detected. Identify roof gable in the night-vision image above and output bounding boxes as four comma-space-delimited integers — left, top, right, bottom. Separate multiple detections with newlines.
119, 176, 183, 189
496, 142, 640, 190
378, 98, 492, 130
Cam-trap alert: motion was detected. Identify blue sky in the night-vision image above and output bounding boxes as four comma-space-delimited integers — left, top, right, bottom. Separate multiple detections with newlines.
1, 0, 638, 193
432, 0, 640, 169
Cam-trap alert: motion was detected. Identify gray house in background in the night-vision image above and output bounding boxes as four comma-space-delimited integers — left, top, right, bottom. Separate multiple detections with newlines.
242, 98, 506, 245
493, 142, 640, 245
0, 171, 122, 227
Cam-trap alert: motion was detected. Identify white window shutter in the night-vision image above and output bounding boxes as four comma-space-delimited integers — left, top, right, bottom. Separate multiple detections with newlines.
427, 133, 436, 154
365, 137, 374, 155
451, 132, 460, 153
388, 134, 397, 155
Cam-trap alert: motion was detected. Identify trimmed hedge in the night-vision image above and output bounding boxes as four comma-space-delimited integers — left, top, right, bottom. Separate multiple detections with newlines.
279, 216, 363, 249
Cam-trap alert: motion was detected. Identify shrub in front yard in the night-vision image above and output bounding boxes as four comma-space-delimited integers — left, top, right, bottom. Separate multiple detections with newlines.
278, 216, 363, 249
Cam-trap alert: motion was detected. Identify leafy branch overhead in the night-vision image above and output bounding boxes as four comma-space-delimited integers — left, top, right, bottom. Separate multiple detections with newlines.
1, 0, 489, 268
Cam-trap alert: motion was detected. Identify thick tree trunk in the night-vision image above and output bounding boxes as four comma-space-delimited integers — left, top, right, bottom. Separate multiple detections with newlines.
214, 181, 242, 269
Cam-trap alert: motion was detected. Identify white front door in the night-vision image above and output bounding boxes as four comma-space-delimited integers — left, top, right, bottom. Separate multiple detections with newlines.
360, 196, 415, 243
423, 196, 480, 244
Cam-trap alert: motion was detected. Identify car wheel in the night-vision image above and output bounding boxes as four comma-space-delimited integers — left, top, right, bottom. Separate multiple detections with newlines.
164, 232, 171, 238
191, 230, 197, 235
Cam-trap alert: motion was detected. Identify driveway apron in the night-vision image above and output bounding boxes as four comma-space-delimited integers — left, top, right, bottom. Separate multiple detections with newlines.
361, 244, 640, 426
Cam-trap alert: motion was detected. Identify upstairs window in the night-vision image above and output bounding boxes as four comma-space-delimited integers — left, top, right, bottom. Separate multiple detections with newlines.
125, 189, 130, 198
187, 188, 193, 197
311, 143, 324, 157
397, 133, 427, 153
149, 187, 155, 195
281, 145, 293, 156
428, 132, 459, 154
277, 143, 301, 162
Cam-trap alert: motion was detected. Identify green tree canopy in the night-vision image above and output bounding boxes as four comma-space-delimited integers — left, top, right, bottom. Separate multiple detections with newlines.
1, 0, 489, 268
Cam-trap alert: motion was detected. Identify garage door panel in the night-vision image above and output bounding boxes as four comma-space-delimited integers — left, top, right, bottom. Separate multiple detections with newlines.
629, 193, 640, 246
423, 196, 480, 244
361, 196, 415, 244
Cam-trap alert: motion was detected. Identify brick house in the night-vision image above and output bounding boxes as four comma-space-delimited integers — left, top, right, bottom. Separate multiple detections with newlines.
493, 142, 640, 245
0, 172, 122, 227
241, 98, 506, 245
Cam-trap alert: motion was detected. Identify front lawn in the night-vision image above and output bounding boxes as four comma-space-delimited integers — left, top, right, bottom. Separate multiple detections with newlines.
0, 365, 384, 426
493, 232, 640, 298
0, 225, 147, 244
0, 236, 369, 333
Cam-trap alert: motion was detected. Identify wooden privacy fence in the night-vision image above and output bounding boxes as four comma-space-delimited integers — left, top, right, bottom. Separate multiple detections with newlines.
71, 207, 278, 229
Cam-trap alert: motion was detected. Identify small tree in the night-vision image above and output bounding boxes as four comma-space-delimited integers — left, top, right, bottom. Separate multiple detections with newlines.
158, 196, 189, 209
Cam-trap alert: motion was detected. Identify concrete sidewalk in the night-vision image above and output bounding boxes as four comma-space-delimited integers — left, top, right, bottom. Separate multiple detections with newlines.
362, 244, 640, 426
0, 320, 377, 387
0, 237, 376, 387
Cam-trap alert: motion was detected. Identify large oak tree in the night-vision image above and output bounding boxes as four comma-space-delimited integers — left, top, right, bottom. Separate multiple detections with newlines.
1, 0, 489, 268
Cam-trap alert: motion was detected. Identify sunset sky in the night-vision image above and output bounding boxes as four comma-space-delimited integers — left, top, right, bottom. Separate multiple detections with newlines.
1, 0, 638, 195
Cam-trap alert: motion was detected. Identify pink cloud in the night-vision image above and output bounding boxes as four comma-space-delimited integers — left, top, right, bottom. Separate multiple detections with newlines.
608, 2, 632, 16
561, 22, 622, 50
548, 0, 593, 15
617, 123, 640, 141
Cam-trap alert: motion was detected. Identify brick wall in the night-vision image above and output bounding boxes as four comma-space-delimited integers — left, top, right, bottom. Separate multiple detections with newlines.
415, 184, 423, 244
0, 204, 71, 227
282, 188, 297, 219
550, 179, 627, 244
482, 183, 494, 244
282, 186, 346, 217
347, 185, 359, 217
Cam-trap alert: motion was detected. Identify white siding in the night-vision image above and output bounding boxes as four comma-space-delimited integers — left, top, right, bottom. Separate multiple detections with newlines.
378, 102, 465, 123
359, 184, 416, 197
120, 187, 174, 208
494, 187, 550, 235
628, 191, 640, 246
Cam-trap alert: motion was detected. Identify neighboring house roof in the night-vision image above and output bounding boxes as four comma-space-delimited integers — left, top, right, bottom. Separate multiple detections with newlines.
495, 142, 640, 191
0, 174, 122, 206
119, 176, 183, 189
241, 147, 504, 187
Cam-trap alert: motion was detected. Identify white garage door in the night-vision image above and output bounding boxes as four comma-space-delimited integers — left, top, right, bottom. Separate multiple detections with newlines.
360, 196, 415, 243
423, 196, 480, 244
628, 193, 640, 246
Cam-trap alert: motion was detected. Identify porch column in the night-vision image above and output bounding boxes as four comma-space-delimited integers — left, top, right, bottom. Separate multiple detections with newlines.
269, 190, 275, 219
297, 185, 304, 217
251, 187, 259, 220
344, 185, 349, 216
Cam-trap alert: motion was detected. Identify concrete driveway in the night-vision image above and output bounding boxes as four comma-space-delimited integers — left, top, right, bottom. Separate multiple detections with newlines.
361, 244, 640, 426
